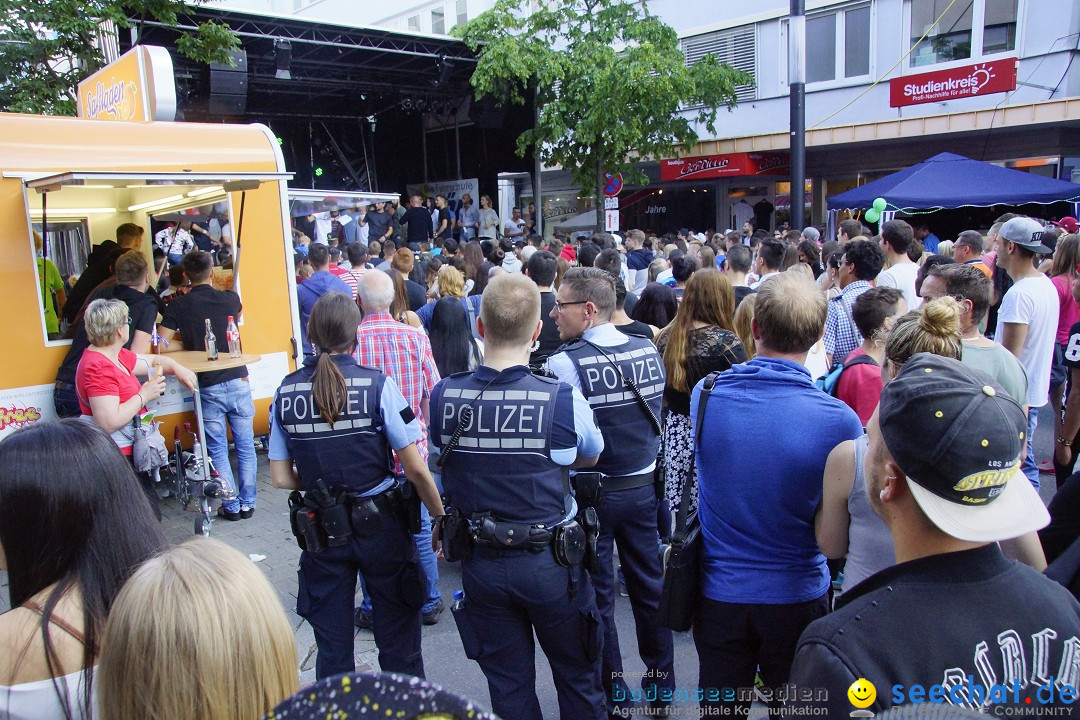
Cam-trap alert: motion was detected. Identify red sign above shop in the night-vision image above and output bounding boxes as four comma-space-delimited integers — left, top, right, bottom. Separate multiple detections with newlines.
889, 58, 1017, 108
660, 152, 789, 182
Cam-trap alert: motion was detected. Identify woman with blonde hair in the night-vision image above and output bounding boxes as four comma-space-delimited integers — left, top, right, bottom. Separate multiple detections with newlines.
733, 293, 757, 359
882, 295, 963, 376
656, 270, 747, 511
417, 265, 481, 332
97, 537, 298, 720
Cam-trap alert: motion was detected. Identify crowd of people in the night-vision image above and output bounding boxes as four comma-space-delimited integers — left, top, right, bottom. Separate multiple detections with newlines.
8, 205, 1080, 719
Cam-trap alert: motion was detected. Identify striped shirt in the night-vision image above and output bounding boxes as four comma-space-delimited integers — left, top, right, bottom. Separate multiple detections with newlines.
356, 312, 440, 473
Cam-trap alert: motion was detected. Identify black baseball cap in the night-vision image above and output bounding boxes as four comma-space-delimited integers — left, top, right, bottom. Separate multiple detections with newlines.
878, 354, 1049, 542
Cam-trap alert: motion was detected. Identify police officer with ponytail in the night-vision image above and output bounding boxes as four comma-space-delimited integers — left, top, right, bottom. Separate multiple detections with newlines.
269, 291, 445, 680
545, 267, 675, 716
431, 273, 607, 720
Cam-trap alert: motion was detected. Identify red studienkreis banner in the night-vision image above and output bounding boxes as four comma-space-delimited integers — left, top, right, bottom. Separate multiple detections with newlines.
660, 152, 789, 182
889, 58, 1018, 108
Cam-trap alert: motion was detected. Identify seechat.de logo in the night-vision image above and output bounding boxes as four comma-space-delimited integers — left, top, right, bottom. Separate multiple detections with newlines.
848, 678, 877, 717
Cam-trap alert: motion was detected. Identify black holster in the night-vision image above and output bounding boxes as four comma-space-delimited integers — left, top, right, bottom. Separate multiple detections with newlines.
440, 508, 473, 562
579, 505, 600, 574
396, 478, 422, 534
288, 490, 311, 552
573, 472, 603, 509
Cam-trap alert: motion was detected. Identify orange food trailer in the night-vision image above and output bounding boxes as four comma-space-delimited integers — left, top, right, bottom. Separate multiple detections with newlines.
0, 111, 300, 443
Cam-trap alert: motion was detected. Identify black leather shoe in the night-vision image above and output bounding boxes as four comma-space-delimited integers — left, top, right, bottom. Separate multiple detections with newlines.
422, 600, 444, 625
240, 507, 255, 519
353, 608, 374, 630
217, 505, 242, 521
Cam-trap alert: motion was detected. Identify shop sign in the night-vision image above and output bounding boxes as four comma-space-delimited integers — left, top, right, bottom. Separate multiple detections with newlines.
660, 152, 789, 182
889, 58, 1017, 108
78, 45, 176, 122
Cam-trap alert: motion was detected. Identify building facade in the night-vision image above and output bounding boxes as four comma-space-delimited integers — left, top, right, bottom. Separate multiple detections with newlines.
217, 0, 1080, 234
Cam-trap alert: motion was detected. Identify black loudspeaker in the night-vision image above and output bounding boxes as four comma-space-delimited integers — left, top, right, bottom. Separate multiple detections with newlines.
468, 94, 506, 129
209, 49, 248, 116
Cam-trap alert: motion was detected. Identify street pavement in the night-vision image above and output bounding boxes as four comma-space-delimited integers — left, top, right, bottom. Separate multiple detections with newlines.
0, 410, 1060, 718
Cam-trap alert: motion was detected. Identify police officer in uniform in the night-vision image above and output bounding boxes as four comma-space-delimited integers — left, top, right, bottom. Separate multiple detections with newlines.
431, 274, 607, 720
270, 291, 445, 680
545, 267, 675, 715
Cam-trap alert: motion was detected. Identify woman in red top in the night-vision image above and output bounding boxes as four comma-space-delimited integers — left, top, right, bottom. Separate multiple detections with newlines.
835, 287, 906, 427
75, 299, 197, 513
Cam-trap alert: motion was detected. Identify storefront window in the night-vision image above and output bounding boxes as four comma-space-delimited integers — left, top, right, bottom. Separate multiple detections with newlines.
845, 7, 871, 78
431, 7, 445, 34
456, 0, 468, 26
909, 0, 973, 67
983, 0, 1018, 54
407, 15, 421, 32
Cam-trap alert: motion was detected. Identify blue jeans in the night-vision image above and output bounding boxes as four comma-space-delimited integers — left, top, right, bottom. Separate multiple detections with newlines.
360, 503, 441, 614
1022, 407, 1040, 491
199, 378, 257, 513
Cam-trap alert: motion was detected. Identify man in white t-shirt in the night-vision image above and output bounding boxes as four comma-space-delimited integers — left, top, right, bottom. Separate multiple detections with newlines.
995, 216, 1058, 490
875, 219, 921, 310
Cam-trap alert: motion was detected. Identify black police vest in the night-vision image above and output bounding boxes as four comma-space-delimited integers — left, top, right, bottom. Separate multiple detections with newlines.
436, 370, 569, 526
563, 335, 664, 477
275, 358, 393, 495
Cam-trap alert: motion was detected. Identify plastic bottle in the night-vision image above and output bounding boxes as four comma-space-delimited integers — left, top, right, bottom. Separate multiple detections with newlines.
452, 589, 465, 611
226, 315, 241, 357
204, 319, 218, 361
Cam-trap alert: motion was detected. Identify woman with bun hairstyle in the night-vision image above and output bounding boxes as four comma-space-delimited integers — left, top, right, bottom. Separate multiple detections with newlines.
818, 295, 1045, 599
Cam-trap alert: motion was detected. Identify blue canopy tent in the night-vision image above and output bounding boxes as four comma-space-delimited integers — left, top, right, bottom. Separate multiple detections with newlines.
825, 152, 1080, 236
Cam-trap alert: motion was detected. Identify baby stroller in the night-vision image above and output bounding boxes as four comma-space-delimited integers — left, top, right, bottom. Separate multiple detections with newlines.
166, 390, 237, 536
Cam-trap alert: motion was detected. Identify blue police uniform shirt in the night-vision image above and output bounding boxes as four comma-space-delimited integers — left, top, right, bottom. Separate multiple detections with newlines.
269, 354, 423, 497
546, 323, 664, 477
431, 364, 602, 525
690, 357, 863, 604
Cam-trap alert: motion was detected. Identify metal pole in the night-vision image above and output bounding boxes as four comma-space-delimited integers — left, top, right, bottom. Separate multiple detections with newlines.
422, 123, 429, 184
789, 0, 806, 229
533, 86, 542, 237
454, 111, 462, 179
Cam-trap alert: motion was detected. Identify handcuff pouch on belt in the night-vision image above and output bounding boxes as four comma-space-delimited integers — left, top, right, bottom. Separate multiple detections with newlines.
346, 496, 384, 539
573, 472, 603, 509
439, 507, 473, 562
288, 480, 391, 552
474, 512, 553, 553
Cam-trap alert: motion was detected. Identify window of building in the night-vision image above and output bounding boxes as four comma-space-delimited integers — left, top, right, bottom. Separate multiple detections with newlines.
431, 7, 446, 34
910, 0, 972, 66
804, 4, 871, 84
908, 0, 1019, 67
408, 14, 421, 32
456, 0, 468, 27
681, 25, 757, 102
983, 0, 1018, 54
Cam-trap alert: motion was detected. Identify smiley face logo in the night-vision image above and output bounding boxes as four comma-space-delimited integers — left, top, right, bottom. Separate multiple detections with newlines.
848, 678, 877, 709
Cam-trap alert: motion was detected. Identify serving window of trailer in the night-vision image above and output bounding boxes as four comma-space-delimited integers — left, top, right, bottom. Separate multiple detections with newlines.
18, 171, 290, 346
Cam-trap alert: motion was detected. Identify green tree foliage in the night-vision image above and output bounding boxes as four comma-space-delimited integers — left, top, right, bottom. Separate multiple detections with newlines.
455, 0, 753, 207
0, 0, 239, 116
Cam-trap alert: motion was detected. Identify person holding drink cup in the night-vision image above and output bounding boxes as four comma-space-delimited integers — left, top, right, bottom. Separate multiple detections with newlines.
75, 298, 197, 517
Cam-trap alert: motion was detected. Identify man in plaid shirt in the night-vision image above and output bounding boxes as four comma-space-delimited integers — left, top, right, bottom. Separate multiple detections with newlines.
353, 270, 444, 627
824, 238, 884, 370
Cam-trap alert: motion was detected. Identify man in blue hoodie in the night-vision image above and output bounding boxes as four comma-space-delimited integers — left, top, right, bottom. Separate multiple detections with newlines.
623, 229, 654, 294
296, 243, 351, 355
690, 272, 863, 716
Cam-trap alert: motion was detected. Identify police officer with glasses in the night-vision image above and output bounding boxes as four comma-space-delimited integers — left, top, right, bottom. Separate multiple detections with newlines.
269, 292, 445, 681
432, 273, 607, 720
545, 267, 675, 716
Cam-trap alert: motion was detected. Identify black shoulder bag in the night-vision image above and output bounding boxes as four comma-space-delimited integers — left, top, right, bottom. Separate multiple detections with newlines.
656, 371, 718, 632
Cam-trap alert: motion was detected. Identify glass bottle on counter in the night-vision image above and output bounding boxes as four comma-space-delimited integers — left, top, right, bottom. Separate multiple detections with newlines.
204, 319, 219, 361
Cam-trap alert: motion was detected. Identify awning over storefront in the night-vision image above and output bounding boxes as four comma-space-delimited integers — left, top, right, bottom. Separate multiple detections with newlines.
827, 152, 1080, 211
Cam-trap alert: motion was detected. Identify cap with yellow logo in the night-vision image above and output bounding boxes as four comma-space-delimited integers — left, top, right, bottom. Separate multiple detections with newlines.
878, 354, 1049, 543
